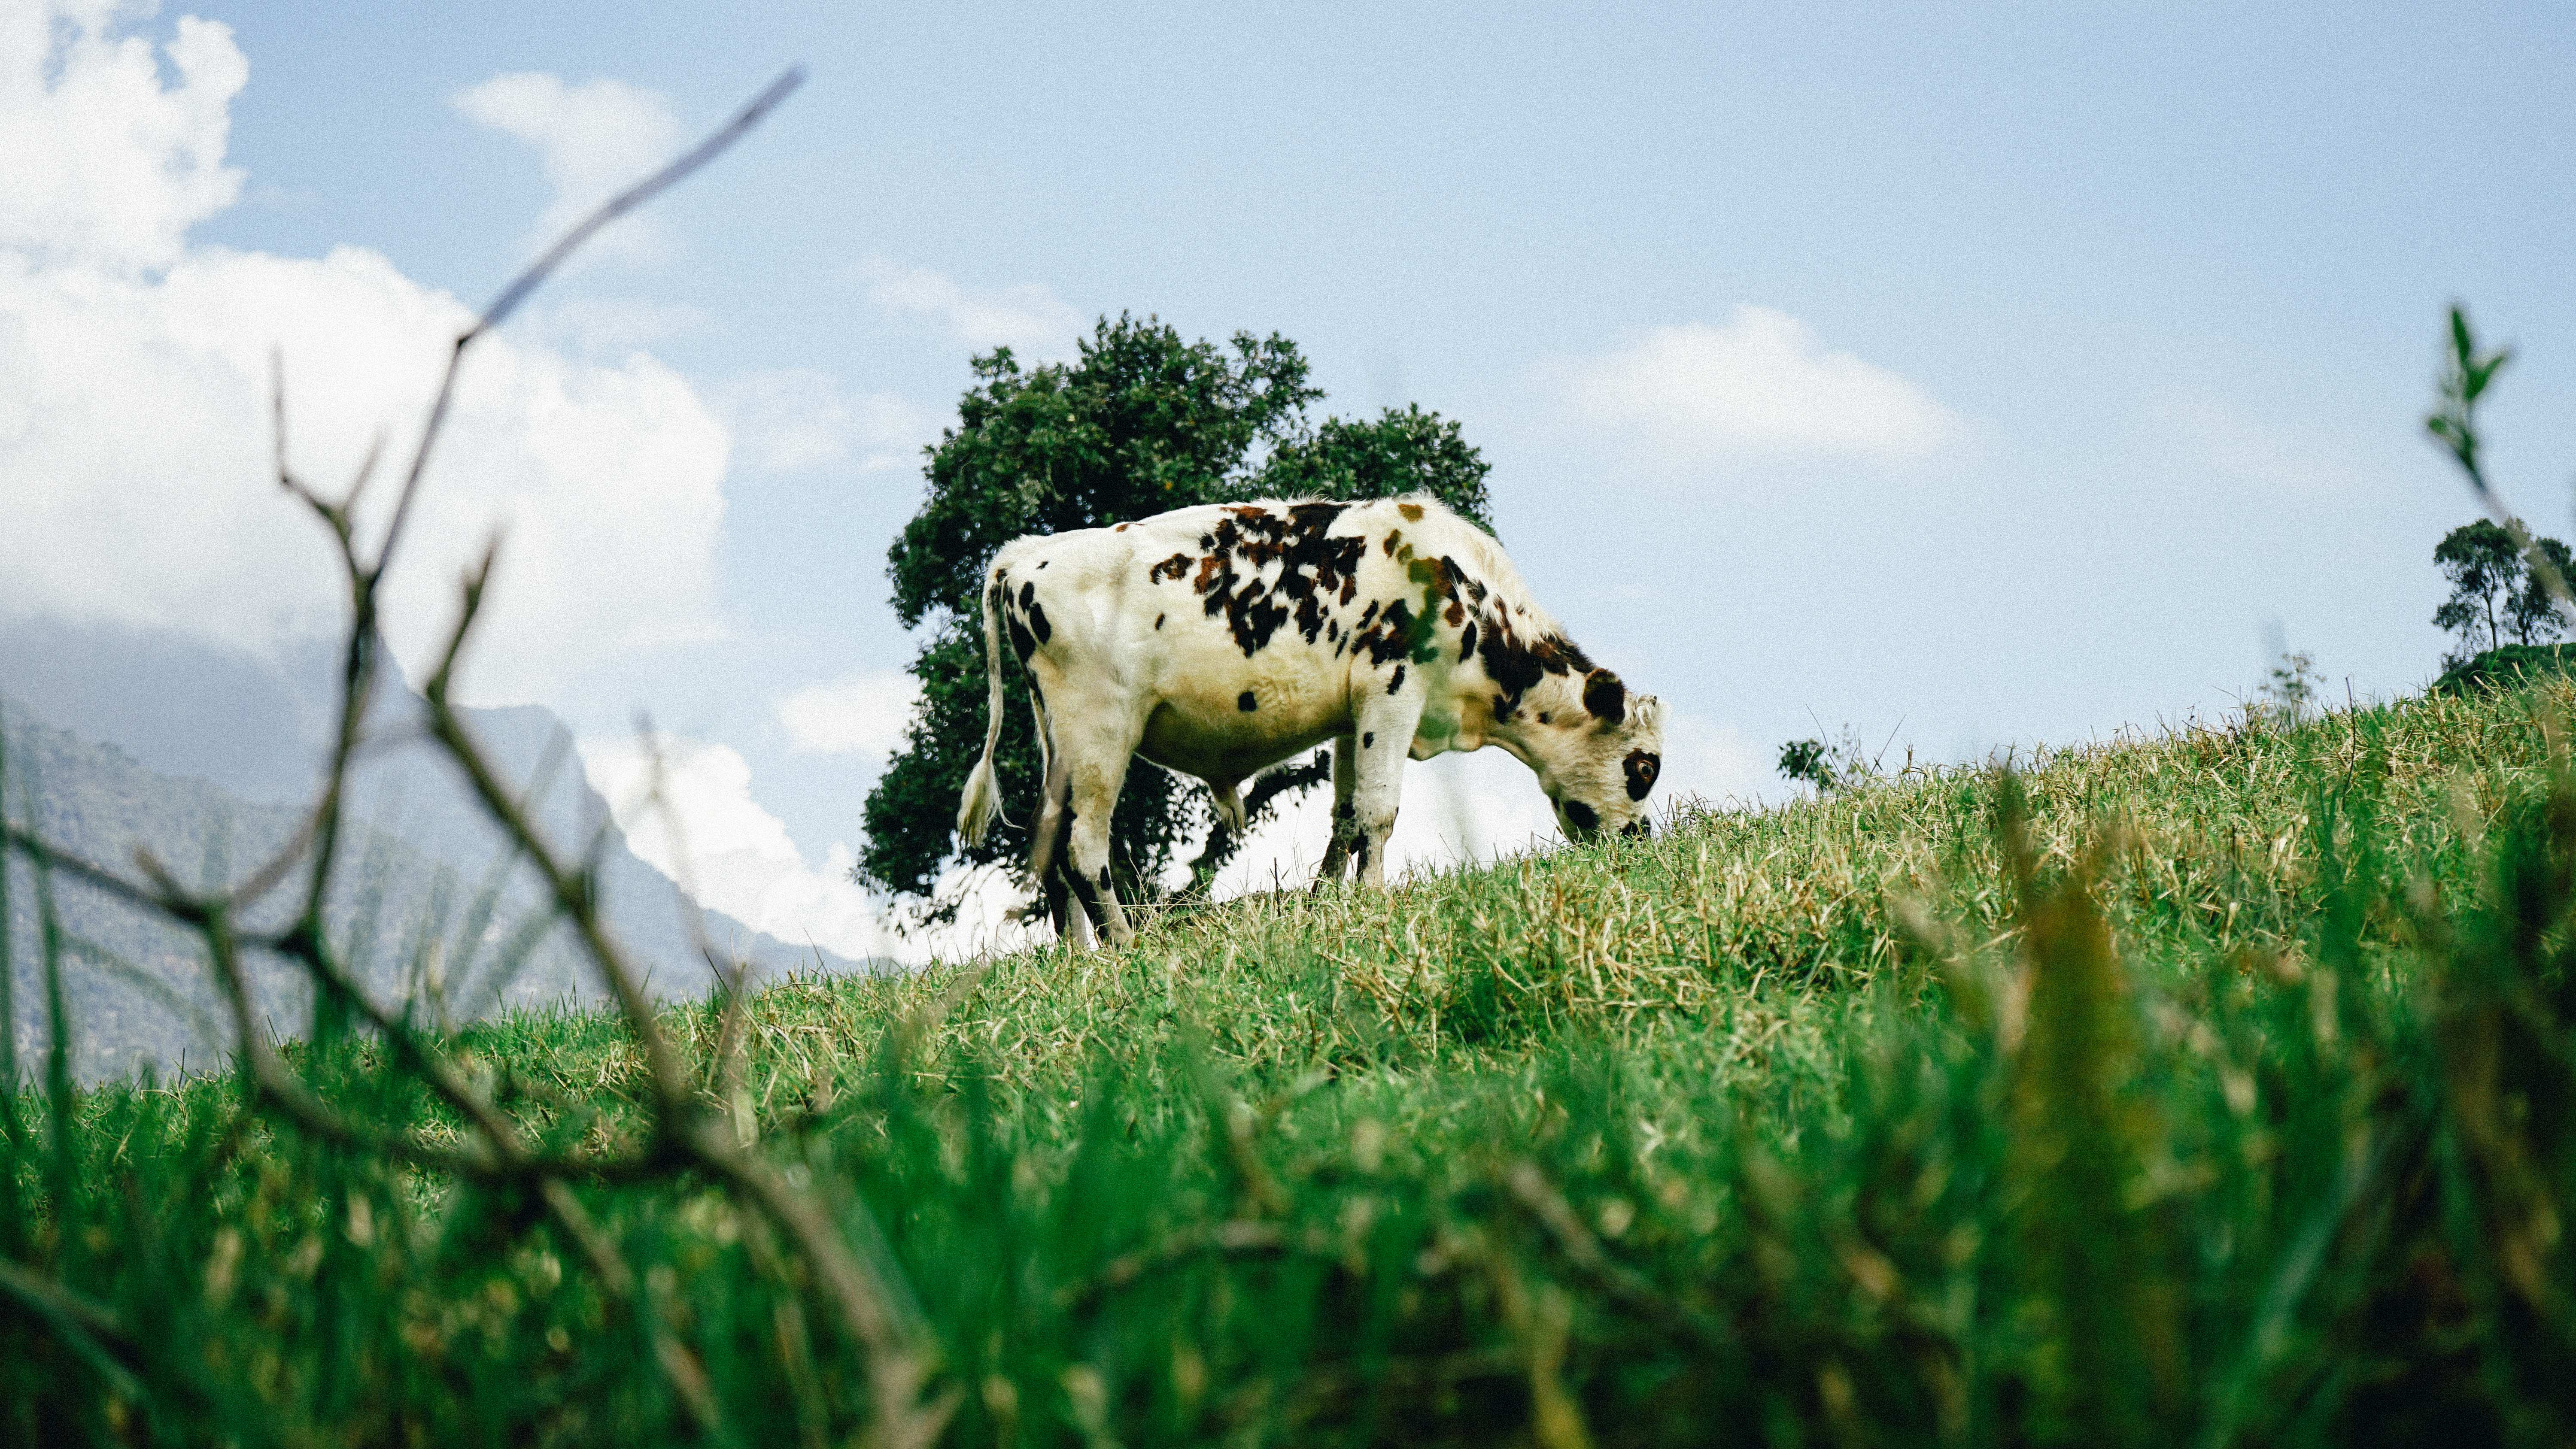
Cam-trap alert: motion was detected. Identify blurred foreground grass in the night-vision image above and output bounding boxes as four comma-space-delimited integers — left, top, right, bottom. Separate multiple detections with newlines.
9, 676, 2576, 1446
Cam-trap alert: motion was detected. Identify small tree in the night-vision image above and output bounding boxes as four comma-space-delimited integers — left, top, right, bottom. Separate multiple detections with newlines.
2434, 519, 2574, 666
857, 315, 1495, 924
1776, 738, 1836, 792
2509, 536, 2576, 649
2434, 519, 2526, 665
1776, 727, 1881, 795
2255, 649, 2321, 726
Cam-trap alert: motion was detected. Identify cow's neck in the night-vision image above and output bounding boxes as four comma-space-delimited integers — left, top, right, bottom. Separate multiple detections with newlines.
1443, 668, 1588, 783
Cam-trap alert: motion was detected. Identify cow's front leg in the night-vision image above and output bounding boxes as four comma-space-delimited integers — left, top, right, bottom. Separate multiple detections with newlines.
1346, 695, 1426, 889
1027, 718, 1096, 947
1314, 732, 1359, 888
1043, 859, 1094, 949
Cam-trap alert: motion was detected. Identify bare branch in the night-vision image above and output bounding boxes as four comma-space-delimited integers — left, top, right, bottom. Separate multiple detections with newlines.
0, 1256, 141, 1400
411, 538, 950, 1443
377, 65, 807, 575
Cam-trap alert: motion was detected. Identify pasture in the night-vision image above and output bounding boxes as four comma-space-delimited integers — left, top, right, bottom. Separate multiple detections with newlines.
6, 673, 2575, 1446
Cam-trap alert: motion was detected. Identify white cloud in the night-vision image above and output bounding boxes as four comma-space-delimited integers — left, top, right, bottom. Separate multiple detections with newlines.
778, 670, 922, 758
1655, 711, 1776, 811
580, 707, 1777, 967
1212, 711, 1774, 896
0, 5, 730, 707
579, 734, 901, 964
1548, 306, 1963, 468
717, 369, 941, 474
2149, 393, 2366, 495
452, 72, 680, 265
0, 4, 245, 273
857, 254, 1084, 361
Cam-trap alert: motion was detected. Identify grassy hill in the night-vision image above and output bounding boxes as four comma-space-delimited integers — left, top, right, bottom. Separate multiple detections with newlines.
6, 677, 2576, 1445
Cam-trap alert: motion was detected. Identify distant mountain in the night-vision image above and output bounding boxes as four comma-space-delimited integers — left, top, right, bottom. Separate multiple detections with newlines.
0, 618, 882, 1082
0, 618, 328, 806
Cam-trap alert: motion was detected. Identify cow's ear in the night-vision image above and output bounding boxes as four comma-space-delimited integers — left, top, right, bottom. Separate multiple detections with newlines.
1581, 667, 1626, 726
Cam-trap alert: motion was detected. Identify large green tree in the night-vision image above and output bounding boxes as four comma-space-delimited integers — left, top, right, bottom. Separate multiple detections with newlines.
856, 314, 1495, 924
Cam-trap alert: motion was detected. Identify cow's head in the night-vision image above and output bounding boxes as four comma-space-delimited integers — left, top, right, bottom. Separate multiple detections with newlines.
1529, 668, 1664, 843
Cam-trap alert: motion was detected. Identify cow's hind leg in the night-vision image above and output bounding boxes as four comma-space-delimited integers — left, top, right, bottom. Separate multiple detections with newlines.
1314, 732, 1359, 889
1060, 727, 1143, 947
1038, 806, 1096, 950
1027, 715, 1098, 949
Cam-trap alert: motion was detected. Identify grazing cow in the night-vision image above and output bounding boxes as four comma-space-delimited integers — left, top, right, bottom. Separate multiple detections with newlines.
956, 495, 1665, 946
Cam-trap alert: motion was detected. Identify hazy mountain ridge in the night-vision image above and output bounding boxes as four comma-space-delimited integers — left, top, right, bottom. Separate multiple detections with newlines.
0, 618, 881, 1082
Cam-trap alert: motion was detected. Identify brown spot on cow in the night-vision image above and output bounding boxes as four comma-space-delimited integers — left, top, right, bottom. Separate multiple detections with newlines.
1581, 667, 1627, 726
1397, 501, 1424, 521
1174, 501, 1368, 658
1624, 749, 1661, 801
1149, 552, 1192, 584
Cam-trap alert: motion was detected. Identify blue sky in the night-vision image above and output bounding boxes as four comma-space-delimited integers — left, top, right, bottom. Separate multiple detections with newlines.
5, 0, 2572, 958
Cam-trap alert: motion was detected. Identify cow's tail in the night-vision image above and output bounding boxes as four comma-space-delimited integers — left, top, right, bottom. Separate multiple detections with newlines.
956, 571, 1009, 846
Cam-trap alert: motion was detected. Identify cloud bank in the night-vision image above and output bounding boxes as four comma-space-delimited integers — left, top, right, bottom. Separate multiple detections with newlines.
1550, 306, 1962, 469
2149, 392, 2368, 495
0, 1, 244, 273
451, 72, 681, 266
856, 254, 1085, 361
578, 734, 898, 964
1214, 710, 1774, 897
777, 670, 923, 757
0, 9, 731, 707
717, 370, 941, 474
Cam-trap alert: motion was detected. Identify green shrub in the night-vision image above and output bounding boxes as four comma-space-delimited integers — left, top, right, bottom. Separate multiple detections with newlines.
2432, 642, 2576, 697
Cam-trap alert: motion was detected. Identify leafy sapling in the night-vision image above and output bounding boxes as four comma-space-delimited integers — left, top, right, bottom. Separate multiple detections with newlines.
1776, 725, 1885, 795
2255, 649, 2321, 726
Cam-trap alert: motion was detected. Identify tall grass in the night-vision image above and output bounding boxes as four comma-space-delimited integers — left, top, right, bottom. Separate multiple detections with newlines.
8, 679, 2576, 1445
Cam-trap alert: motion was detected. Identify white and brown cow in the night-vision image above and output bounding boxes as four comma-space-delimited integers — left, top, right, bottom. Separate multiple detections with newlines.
956, 494, 1665, 946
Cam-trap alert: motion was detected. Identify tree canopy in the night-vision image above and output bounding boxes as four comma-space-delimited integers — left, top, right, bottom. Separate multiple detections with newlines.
857, 314, 1496, 923
2435, 518, 2571, 667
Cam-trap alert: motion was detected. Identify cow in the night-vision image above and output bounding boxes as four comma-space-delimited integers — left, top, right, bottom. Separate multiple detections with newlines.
955, 494, 1665, 947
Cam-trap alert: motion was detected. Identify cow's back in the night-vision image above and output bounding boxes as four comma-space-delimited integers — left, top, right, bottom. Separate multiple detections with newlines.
991, 497, 1499, 780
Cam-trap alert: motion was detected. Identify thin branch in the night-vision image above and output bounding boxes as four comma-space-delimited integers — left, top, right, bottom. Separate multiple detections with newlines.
377, 66, 806, 572
0, 1255, 128, 1348
1502, 1160, 1726, 1347
0, 1256, 142, 1401
0, 59, 966, 1445
417, 549, 948, 1446
538, 1178, 724, 1435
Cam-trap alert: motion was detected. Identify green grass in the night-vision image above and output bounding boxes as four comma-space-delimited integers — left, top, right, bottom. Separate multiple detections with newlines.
9, 676, 2576, 1446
